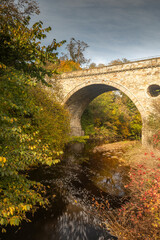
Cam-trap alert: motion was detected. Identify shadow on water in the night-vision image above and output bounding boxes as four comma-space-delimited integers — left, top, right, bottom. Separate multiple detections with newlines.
0, 141, 131, 240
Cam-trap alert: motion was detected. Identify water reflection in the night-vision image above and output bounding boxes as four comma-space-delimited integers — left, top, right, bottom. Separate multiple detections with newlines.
87, 150, 130, 197
19, 204, 112, 240
49, 204, 113, 240
1, 142, 129, 240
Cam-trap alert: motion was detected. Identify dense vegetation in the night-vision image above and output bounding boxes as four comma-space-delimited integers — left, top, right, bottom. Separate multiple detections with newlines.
81, 91, 142, 142
0, 0, 69, 231
93, 99, 160, 240
46, 59, 81, 73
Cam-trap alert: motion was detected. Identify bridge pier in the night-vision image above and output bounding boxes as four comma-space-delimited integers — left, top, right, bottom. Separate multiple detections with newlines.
69, 118, 152, 146
141, 122, 156, 146
69, 117, 84, 136
70, 127, 84, 136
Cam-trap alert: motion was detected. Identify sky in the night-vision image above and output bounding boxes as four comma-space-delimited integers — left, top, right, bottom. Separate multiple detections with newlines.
31, 0, 160, 65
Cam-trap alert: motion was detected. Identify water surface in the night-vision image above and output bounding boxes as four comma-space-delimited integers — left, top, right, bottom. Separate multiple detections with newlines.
1, 142, 130, 240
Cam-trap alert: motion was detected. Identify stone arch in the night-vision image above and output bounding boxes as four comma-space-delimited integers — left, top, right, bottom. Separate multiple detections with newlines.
64, 79, 145, 141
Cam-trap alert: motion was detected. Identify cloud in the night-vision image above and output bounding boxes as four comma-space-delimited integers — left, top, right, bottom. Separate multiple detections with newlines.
31, 0, 160, 63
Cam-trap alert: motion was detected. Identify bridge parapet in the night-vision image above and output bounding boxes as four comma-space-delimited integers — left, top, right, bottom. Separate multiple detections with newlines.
59, 57, 160, 79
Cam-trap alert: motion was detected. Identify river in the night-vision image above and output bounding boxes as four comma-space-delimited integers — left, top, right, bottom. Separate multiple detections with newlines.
1, 141, 130, 240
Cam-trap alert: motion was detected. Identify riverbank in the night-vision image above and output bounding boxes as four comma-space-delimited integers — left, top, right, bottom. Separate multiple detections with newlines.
94, 140, 160, 240
93, 140, 137, 154
93, 140, 160, 167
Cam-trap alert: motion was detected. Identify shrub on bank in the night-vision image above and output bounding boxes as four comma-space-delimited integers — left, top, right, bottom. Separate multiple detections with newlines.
0, 67, 70, 231
115, 160, 160, 239
102, 138, 160, 240
92, 133, 160, 239
0, 0, 69, 231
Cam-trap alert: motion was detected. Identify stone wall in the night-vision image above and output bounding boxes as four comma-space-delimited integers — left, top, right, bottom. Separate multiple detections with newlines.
51, 57, 160, 145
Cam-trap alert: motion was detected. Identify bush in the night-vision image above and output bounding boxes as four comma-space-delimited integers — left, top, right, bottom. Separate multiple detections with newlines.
0, 0, 69, 231
0, 67, 70, 231
100, 142, 160, 240
116, 159, 160, 240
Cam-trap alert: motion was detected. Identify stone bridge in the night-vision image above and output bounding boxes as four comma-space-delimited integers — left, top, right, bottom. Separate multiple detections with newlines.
53, 57, 160, 145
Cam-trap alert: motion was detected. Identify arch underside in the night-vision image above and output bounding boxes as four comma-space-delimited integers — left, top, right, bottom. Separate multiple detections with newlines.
65, 84, 121, 135
64, 82, 145, 140
64, 81, 153, 146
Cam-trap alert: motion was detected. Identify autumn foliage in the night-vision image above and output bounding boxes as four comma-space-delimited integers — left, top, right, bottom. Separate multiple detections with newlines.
117, 159, 160, 239
82, 92, 142, 142
91, 130, 160, 239
57, 60, 81, 72
0, 0, 69, 231
46, 59, 81, 73
99, 136, 160, 239
0, 66, 70, 231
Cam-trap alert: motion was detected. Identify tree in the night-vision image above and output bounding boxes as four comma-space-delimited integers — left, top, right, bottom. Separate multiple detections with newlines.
81, 91, 142, 141
89, 62, 97, 68
0, 0, 40, 21
0, 0, 69, 230
97, 63, 105, 67
57, 60, 81, 72
0, 0, 65, 84
65, 38, 90, 66
46, 59, 81, 73
108, 58, 130, 66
